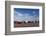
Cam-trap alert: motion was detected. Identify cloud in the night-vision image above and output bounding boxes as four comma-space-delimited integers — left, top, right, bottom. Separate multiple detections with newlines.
14, 11, 39, 22
15, 11, 23, 16
14, 11, 24, 21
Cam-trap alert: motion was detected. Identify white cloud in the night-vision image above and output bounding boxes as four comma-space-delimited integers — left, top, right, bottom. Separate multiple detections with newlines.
14, 11, 39, 22
15, 11, 23, 16
25, 14, 29, 16
14, 15, 23, 21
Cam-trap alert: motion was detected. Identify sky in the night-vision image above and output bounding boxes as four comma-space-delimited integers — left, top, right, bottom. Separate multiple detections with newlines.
14, 8, 39, 22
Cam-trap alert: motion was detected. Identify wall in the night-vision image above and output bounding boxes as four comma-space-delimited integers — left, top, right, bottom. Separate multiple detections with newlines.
0, 0, 46, 36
